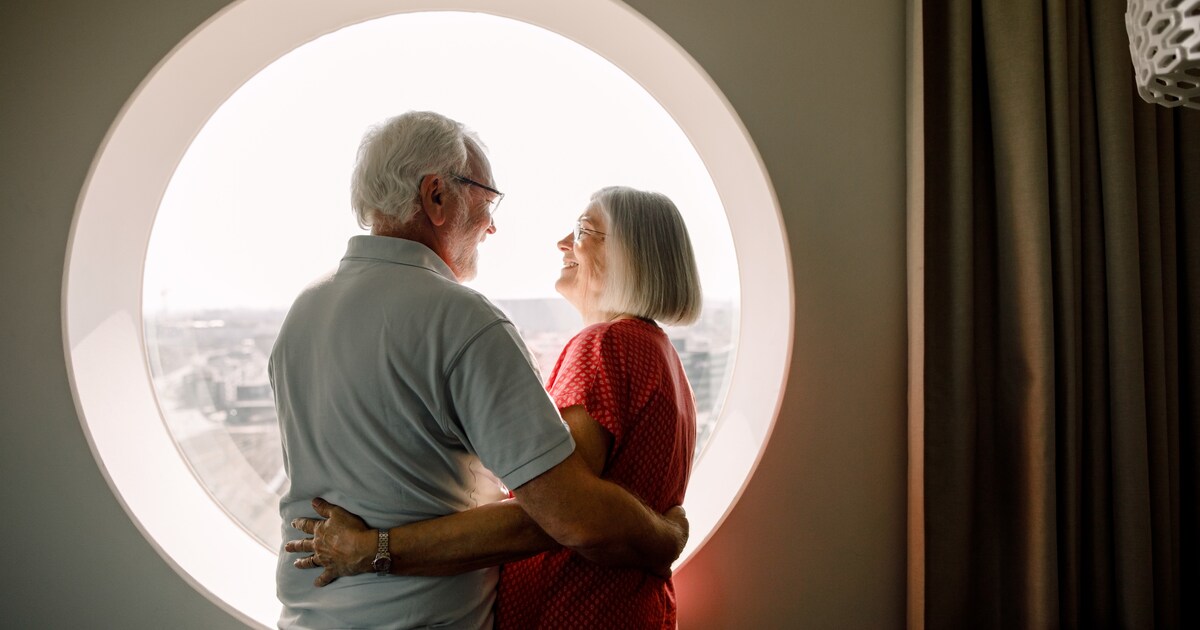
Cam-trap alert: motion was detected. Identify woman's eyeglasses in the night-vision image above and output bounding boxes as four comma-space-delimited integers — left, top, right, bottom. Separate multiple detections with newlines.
573, 220, 606, 242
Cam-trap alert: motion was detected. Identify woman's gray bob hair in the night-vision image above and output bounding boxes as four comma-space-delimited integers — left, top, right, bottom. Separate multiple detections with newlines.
594, 186, 703, 326
350, 111, 481, 229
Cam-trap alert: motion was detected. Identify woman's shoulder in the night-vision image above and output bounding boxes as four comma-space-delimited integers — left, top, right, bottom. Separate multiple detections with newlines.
568, 318, 661, 352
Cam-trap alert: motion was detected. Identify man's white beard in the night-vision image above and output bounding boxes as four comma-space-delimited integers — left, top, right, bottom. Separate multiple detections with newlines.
447, 204, 482, 281
452, 245, 479, 281
448, 222, 480, 281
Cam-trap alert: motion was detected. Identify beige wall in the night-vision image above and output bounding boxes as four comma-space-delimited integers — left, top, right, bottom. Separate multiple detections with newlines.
0, 1, 907, 627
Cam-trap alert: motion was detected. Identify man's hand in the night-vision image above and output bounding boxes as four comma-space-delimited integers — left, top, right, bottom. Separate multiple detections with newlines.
651, 506, 689, 578
512, 450, 692, 577
285, 497, 377, 587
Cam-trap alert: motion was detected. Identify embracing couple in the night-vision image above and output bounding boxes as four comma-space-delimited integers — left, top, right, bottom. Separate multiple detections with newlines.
271, 111, 702, 629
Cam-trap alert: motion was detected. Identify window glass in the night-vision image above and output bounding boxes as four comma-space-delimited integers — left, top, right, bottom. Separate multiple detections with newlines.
143, 12, 739, 549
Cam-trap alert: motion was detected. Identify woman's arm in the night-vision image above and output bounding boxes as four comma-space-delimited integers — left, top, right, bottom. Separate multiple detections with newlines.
287, 496, 557, 586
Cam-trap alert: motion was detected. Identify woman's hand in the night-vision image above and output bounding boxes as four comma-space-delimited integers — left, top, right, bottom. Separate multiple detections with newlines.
285, 497, 377, 587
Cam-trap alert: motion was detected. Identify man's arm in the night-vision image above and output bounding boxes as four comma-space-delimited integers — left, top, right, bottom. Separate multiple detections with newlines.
511, 449, 687, 573
287, 404, 686, 585
508, 403, 686, 572
448, 321, 687, 571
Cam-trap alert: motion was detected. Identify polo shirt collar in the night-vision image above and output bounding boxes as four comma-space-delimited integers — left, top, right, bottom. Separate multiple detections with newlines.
343, 234, 458, 282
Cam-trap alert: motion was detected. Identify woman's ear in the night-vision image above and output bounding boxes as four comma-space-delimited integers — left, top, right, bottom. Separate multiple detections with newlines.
419, 174, 449, 227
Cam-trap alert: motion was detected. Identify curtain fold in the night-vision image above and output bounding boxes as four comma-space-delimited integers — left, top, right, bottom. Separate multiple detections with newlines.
910, 0, 1200, 627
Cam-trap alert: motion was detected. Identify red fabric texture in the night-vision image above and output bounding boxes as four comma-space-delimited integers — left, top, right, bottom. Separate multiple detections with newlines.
497, 318, 697, 629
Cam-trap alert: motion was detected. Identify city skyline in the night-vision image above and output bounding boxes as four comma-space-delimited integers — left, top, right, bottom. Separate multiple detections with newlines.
144, 298, 737, 549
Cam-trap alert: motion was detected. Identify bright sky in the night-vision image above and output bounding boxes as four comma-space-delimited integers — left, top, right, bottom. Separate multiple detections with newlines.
143, 11, 739, 312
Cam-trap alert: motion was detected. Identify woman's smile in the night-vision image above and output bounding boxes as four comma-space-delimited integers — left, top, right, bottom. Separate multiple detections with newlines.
555, 207, 609, 322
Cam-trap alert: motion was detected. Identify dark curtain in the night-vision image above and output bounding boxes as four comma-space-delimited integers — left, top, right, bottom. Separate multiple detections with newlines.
911, 0, 1200, 627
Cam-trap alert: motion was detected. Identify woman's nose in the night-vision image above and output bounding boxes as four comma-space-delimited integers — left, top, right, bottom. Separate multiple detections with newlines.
486, 216, 497, 234
557, 233, 573, 251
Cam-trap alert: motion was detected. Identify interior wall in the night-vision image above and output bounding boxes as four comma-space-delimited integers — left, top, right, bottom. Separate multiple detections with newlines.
0, 0, 908, 627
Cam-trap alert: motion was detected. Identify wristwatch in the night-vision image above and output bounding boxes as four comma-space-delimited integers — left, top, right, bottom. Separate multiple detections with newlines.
372, 529, 392, 576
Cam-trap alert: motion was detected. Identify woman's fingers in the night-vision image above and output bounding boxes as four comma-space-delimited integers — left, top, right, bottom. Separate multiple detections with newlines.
288, 498, 372, 585
312, 496, 334, 517
293, 555, 320, 569
284, 537, 315, 553
291, 550, 345, 587
314, 568, 338, 587
291, 516, 322, 534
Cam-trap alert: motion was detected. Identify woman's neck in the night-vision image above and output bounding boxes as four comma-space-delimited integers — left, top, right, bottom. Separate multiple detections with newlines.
582, 311, 638, 326
570, 293, 635, 325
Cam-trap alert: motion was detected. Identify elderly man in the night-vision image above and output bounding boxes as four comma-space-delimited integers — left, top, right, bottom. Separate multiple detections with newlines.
270, 111, 686, 629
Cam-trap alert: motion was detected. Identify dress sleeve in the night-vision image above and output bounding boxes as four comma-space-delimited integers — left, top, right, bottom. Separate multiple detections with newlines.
549, 325, 630, 450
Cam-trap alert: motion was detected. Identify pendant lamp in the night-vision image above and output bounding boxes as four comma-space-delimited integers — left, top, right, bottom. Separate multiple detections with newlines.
1126, 0, 1200, 109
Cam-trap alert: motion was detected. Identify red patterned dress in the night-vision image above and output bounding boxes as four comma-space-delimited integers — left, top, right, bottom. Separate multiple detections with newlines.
497, 317, 697, 629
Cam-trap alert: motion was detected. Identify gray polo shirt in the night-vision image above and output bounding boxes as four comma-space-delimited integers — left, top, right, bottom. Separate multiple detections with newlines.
271, 235, 574, 629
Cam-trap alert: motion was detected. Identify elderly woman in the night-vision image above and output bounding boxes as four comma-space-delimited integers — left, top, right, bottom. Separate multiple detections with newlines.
288, 186, 702, 629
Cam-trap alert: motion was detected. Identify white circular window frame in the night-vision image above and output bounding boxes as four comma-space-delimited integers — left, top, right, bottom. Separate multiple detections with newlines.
63, 0, 792, 626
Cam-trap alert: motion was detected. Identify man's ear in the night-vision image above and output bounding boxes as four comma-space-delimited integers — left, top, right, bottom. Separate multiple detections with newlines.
419, 173, 449, 227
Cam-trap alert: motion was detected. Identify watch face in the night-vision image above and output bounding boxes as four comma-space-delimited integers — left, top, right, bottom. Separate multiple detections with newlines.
373, 555, 392, 572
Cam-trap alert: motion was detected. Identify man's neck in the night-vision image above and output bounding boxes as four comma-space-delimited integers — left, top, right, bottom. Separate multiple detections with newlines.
371, 220, 420, 241
371, 220, 462, 282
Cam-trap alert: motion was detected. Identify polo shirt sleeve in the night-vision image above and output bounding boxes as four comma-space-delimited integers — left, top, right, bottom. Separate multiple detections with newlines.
443, 320, 575, 491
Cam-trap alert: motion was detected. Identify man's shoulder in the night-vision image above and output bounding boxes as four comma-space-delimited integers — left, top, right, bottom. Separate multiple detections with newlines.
342, 254, 507, 325
436, 280, 510, 326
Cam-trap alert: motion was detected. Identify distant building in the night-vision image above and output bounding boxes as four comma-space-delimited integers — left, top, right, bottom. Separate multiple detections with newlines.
143, 301, 738, 545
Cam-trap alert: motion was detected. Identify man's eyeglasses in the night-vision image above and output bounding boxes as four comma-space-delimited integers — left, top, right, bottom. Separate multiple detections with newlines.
573, 220, 606, 242
452, 174, 504, 216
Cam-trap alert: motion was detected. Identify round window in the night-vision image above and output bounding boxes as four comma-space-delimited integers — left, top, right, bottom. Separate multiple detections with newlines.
65, 2, 790, 626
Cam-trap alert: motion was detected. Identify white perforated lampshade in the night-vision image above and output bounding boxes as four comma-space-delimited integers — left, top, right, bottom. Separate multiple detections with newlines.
1126, 0, 1200, 110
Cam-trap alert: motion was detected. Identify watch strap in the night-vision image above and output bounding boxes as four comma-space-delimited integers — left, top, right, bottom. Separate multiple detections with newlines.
373, 528, 391, 575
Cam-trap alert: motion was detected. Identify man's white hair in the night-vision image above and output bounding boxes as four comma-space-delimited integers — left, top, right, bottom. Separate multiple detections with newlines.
350, 111, 486, 229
